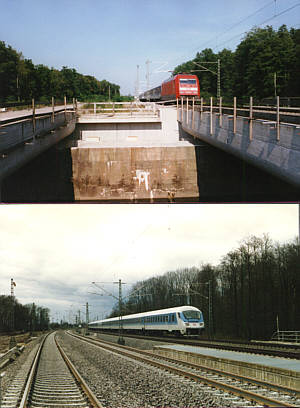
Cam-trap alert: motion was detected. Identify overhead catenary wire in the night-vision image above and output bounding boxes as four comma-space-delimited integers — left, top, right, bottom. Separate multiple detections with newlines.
214, 2, 300, 52
186, 0, 278, 58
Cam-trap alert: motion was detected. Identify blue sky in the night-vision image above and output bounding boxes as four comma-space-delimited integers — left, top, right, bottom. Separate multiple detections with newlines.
1, 0, 299, 95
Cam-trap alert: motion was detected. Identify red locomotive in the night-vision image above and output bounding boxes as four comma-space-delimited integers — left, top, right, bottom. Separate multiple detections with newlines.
139, 74, 200, 101
161, 74, 200, 100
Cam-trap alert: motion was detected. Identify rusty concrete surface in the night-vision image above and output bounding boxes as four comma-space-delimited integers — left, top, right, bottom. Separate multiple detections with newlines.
71, 146, 199, 201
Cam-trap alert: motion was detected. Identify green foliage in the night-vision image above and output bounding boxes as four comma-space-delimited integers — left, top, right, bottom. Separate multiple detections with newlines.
0, 41, 121, 103
173, 25, 300, 100
112, 235, 300, 340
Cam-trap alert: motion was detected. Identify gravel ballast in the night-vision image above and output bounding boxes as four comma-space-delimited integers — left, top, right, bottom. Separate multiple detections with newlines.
58, 331, 247, 407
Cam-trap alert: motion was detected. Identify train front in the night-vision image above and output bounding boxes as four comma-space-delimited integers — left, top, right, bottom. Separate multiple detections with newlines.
176, 74, 200, 99
179, 307, 204, 335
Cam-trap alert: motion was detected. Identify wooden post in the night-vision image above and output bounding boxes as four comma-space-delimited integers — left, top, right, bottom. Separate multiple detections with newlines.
210, 97, 213, 135
219, 96, 222, 127
276, 96, 280, 141
73, 98, 75, 111
52, 97, 55, 123
186, 97, 189, 125
233, 96, 236, 134
192, 97, 195, 129
249, 96, 253, 141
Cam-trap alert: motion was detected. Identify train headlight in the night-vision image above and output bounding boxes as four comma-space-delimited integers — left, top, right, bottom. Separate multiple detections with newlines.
185, 323, 189, 326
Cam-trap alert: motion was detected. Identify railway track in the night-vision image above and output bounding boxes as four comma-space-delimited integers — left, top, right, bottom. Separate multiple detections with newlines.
69, 332, 300, 407
89, 330, 300, 359
1, 332, 101, 408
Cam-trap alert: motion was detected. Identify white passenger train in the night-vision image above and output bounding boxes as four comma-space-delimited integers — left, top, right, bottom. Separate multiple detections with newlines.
88, 305, 204, 336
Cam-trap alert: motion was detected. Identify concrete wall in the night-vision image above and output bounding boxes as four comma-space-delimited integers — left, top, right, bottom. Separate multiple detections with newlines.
71, 146, 199, 201
180, 109, 300, 187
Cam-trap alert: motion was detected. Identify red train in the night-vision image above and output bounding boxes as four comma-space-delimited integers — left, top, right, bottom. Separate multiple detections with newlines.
139, 74, 200, 101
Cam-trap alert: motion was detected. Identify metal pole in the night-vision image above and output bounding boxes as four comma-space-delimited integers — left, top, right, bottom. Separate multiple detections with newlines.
233, 96, 237, 134
94, 103, 96, 114
32, 98, 36, 132
209, 280, 213, 339
10, 279, 15, 332
176, 97, 179, 121
217, 59, 220, 100
86, 302, 89, 328
210, 97, 213, 135
186, 97, 189, 125
181, 96, 183, 122
64, 95, 67, 121
52, 97, 55, 123
200, 97, 203, 120
276, 96, 280, 141
192, 97, 195, 129
219, 96, 222, 127
249, 96, 253, 141
118, 279, 125, 345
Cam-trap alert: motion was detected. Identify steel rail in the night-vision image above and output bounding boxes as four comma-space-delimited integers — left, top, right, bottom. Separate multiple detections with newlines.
18, 334, 48, 408
69, 332, 297, 407
88, 330, 300, 359
18, 332, 102, 408
55, 334, 103, 408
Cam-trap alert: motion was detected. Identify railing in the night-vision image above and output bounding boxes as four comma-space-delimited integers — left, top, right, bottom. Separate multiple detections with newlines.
0, 109, 76, 154
177, 96, 300, 141
271, 331, 300, 343
78, 101, 159, 118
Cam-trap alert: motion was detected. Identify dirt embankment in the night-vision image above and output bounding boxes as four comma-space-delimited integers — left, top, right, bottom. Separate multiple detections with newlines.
0, 332, 36, 352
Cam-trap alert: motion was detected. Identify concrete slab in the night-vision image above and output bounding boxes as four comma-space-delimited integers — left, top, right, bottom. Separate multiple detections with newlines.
156, 344, 300, 373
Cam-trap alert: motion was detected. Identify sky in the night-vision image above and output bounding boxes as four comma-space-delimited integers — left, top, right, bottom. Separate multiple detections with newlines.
0, 204, 298, 323
1, 0, 299, 95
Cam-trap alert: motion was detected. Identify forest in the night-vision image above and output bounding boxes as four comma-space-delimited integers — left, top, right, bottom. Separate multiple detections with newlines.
110, 235, 300, 341
0, 40, 122, 104
0, 297, 50, 333
1, 25, 299, 106
173, 25, 300, 103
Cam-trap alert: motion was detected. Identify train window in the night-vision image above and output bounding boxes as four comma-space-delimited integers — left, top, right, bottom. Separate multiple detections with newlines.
180, 79, 197, 84
182, 310, 201, 320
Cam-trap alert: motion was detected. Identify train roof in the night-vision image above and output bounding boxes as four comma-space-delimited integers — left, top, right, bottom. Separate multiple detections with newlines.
162, 74, 198, 84
89, 305, 201, 325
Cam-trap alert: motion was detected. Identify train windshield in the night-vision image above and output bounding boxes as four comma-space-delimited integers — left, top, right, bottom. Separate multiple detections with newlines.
179, 79, 197, 84
182, 310, 201, 320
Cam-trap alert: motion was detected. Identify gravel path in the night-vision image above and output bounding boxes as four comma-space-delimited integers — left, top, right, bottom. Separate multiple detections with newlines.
58, 332, 238, 408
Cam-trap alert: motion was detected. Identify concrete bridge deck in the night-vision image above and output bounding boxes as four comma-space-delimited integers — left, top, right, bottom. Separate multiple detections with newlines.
0, 105, 76, 184
179, 105, 300, 187
1, 102, 300, 202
